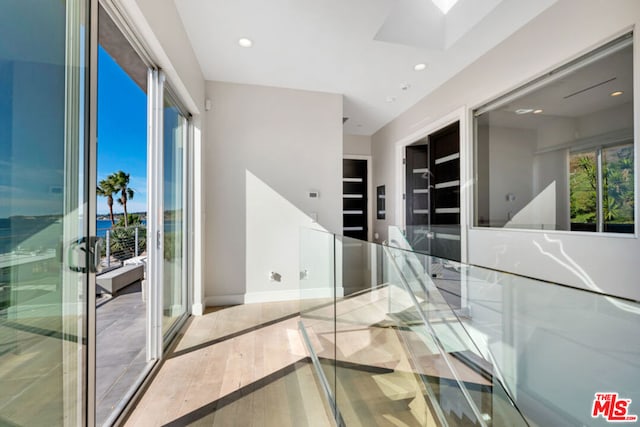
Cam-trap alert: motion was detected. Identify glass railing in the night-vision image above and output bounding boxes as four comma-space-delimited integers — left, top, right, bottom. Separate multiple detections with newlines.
299, 227, 640, 427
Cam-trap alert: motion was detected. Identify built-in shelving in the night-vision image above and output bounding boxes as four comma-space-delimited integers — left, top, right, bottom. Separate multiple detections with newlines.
435, 180, 460, 189
435, 233, 460, 241
343, 158, 368, 240
412, 168, 429, 174
434, 152, 460, 165
405, 122, 461, 262
435, 207, 460, 214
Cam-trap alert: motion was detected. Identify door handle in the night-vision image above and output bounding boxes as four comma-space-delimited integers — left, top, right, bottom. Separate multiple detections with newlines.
67, 238, 87, 273
67, 236, 103, 273
93, 237, 103, 273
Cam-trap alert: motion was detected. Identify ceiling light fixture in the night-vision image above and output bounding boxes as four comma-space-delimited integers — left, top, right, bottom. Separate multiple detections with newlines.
515, 108, 534, 115
432, 0, 460, 14
386, 96, 396, 103
414, 63, 427, 71
610, 91, 624, 97
238, 38, 253, 48
533, 109, 543, 114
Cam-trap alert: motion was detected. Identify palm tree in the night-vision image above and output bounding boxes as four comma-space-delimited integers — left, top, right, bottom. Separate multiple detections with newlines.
97, 177, 117, 225
112, 170, 135, 227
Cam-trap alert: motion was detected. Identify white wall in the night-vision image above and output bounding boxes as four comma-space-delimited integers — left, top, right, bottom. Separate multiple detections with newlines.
532, 150, 569, 229
205, 81, 342, 305
343, 134, 372, 156
372, 0, 640, 300
486, 127, 537, 226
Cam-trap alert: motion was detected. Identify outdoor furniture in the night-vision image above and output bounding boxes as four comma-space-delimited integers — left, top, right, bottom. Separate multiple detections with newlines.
96, 264, 144, 295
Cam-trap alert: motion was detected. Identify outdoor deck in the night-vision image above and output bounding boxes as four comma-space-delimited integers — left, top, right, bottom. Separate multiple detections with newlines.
97, 282, 147, 426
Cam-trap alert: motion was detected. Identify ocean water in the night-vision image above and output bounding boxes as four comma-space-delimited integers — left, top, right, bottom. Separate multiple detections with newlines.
97, 219, 147, 237
97, 219, 114, 237
0, 217, 61, 255
0, 217, 148, 255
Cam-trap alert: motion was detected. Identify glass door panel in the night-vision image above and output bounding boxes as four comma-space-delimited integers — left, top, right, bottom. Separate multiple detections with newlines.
0, 1, 90, 425
162, 93, 187, 336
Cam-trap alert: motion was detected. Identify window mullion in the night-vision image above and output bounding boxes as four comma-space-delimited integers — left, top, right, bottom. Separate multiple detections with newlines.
596, 147, 604, 232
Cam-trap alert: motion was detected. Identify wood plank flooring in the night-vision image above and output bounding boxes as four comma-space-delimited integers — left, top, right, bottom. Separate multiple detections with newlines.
126, 289, 494, 427
124, 301, 334, 427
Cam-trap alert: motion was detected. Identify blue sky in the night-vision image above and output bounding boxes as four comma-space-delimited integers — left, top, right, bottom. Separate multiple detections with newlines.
97, 46, 147, 215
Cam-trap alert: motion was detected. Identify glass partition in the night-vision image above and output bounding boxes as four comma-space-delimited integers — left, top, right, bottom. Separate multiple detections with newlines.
299, 228, 337, 418
465, 265, 640, 427
300, 227, 640, 426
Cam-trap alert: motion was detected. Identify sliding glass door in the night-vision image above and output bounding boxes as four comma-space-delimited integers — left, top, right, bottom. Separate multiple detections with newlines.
162, 91, 188, 337
0, 1, 92, 425
1, 3, 193, 424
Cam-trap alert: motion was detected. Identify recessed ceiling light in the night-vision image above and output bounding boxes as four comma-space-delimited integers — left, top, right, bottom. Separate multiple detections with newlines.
414, 63, 427, 71
533, 109, 543, 114
611, 91, 624, 97
515, 108, 534, 115
385, 96, 396, 103
238, 38, 253, 48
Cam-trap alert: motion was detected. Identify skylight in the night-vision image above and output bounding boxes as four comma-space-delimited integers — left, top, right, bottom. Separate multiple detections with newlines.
431, 0, 460, 14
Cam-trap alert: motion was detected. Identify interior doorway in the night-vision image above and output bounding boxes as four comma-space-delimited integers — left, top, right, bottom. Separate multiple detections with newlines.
342, 158, 369, 240
404, 121, 462, 309
405, 122, 461, 262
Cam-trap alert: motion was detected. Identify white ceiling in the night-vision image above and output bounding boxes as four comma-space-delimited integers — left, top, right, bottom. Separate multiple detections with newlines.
174, 0, 558, 135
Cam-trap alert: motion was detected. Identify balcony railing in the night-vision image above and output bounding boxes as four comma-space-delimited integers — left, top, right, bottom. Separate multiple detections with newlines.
98, 225, 147, 269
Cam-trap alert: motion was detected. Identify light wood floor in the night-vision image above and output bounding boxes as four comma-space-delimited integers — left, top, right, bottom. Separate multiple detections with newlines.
125, 289, 493, 426
124, 301, 334, 427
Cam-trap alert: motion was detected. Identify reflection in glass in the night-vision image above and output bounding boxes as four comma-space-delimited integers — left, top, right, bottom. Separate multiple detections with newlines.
569, 151, 597, 231
0, 1, 88, 425
569, 144, 634, 233
603, 144, 634, 232
475, 35, 634, 233
162, 94, 187, 335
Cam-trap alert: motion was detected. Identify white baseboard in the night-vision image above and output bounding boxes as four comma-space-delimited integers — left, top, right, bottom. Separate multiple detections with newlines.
244, 287, 344, 304
204, 287, 344, 307
243, 289, 301, 304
